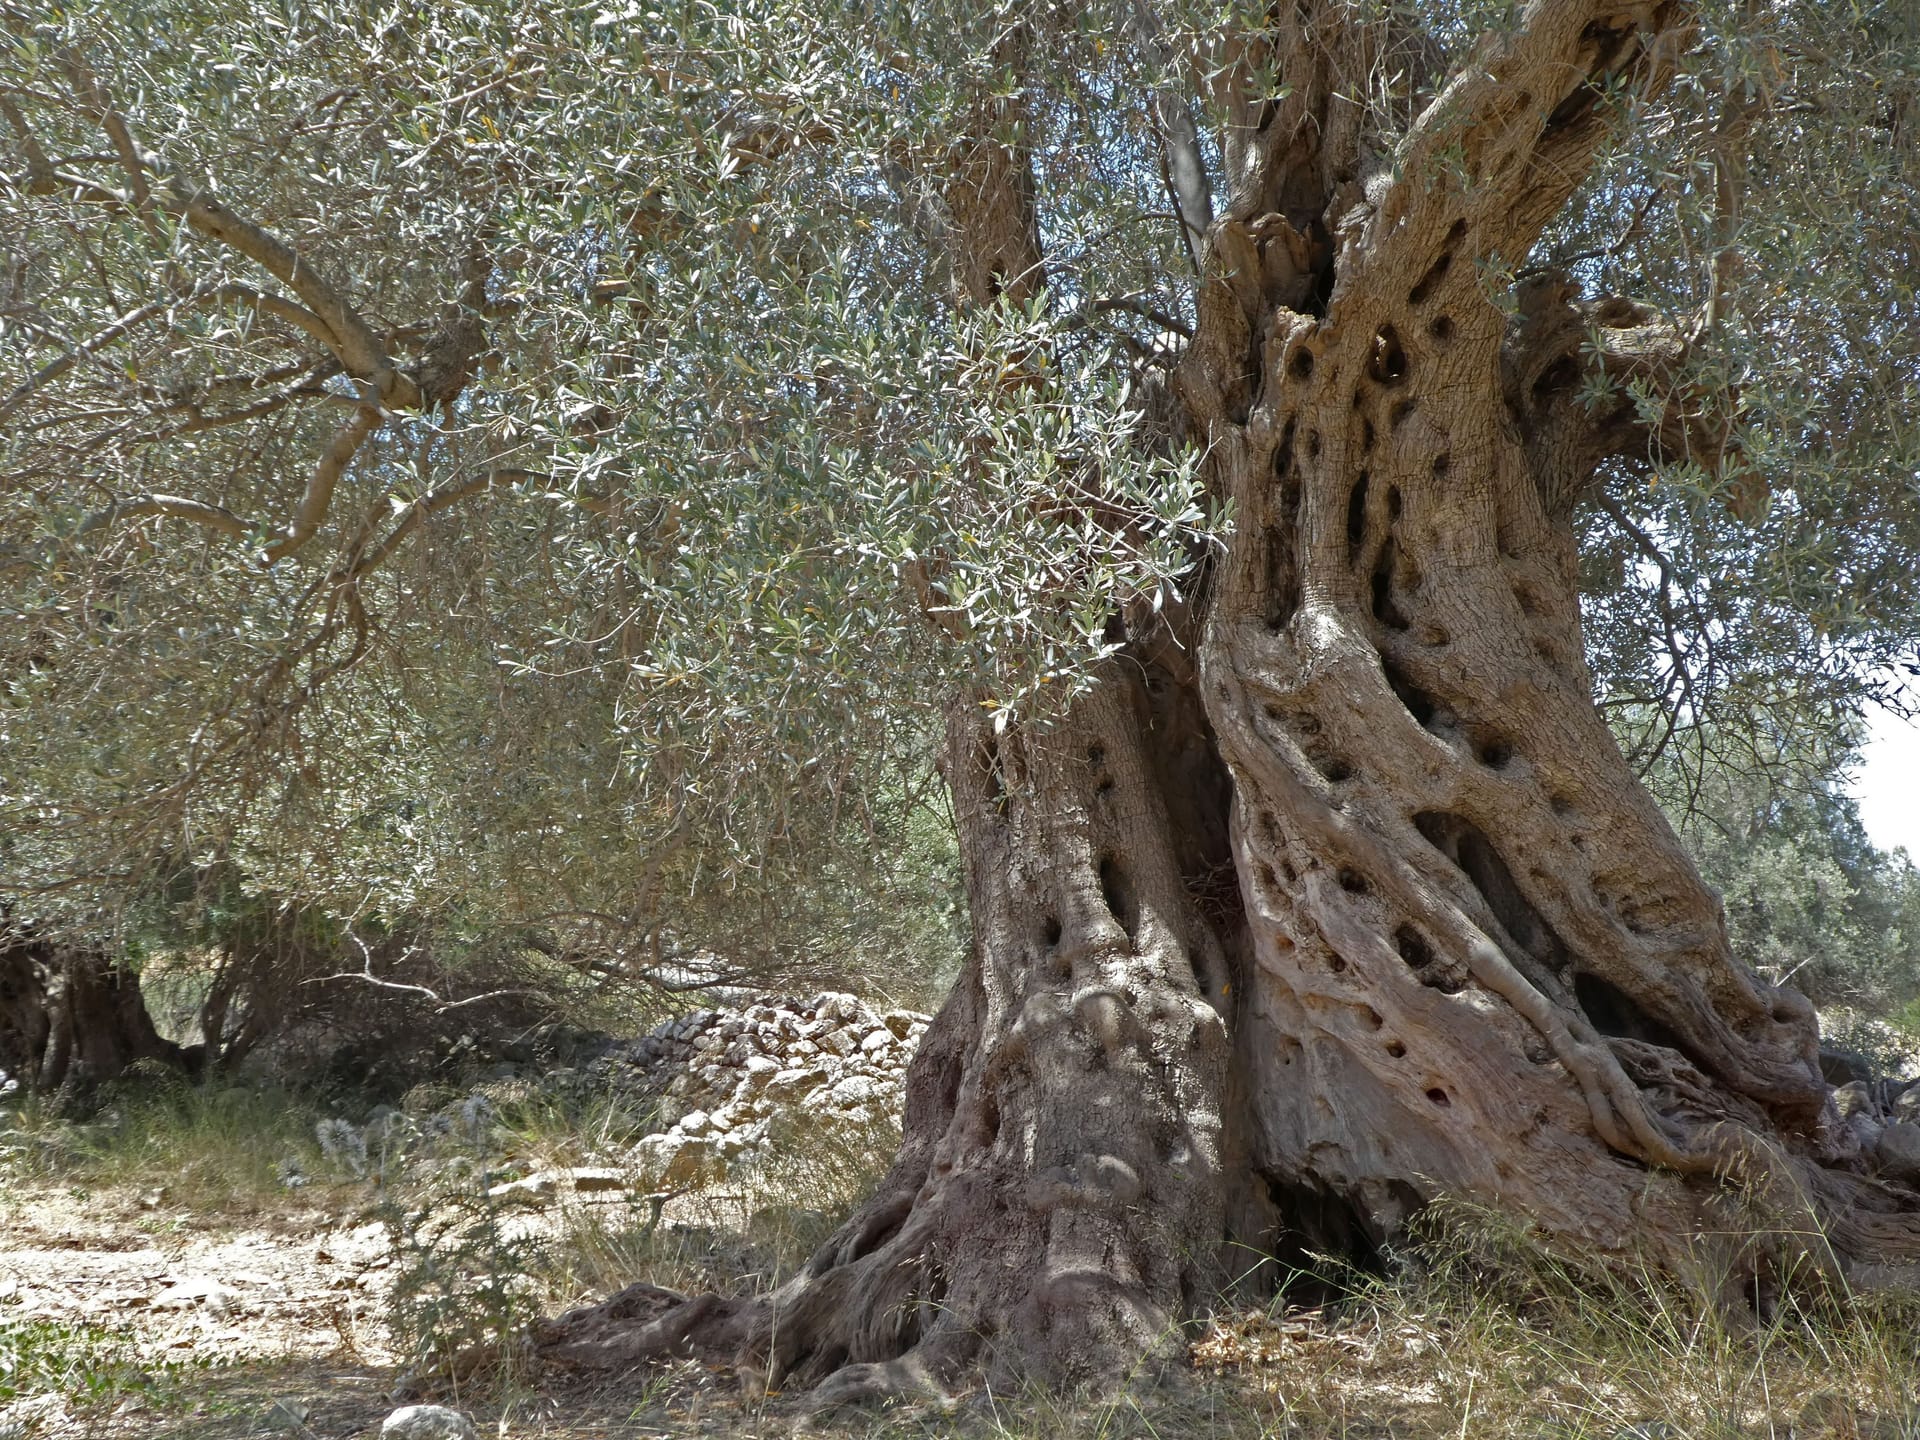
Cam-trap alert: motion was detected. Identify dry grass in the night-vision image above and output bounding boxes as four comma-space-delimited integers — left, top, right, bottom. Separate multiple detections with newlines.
5, 1085, 1917, 1439
0, 1071, 331, 1214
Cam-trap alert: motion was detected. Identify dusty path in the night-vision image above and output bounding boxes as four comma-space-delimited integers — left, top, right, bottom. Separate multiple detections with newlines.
0, 1181, 785, 1439
0, 1183, 407, 1438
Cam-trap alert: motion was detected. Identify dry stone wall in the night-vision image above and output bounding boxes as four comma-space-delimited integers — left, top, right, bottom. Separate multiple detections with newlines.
506, 991, 929, 1187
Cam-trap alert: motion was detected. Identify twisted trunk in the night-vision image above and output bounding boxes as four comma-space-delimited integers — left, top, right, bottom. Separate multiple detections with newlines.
539, 0, 1920, 1402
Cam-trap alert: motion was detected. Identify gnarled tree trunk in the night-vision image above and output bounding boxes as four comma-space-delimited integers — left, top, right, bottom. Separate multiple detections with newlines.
0, 928, 194, 1112
540, 0, 1920, 1402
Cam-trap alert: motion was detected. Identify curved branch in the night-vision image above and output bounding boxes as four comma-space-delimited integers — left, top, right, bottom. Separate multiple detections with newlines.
72, 493, 251, 540
261, 404, 382, 563
30, 52, 418, 408
1340, 0, 1691, 298
215, 282, 338, 354
163, 186, 420, 409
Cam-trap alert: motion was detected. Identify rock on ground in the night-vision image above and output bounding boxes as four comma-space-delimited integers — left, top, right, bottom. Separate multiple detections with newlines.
381, 1404, 480, 1439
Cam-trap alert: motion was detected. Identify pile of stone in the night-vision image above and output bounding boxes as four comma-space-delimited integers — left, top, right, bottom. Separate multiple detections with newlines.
292, 991, 931, 1193
1831, 1077, 1920, 1186
626, 991, 928, 1184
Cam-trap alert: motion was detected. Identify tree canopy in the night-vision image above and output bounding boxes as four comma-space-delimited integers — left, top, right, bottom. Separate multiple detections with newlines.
3, 0, 1916, 956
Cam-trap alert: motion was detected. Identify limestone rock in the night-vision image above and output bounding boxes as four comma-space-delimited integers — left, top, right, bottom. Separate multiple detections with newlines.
883, 1009, 919, 1039
382, 1405, 480, 1440
1876, 1121, 1920, 1185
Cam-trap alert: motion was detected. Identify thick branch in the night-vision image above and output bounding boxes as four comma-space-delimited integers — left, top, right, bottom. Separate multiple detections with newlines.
162, 185, 421, 409
260, 405, 383, 563
1339, 0, 1690, 299
1504, 272, 1726, 512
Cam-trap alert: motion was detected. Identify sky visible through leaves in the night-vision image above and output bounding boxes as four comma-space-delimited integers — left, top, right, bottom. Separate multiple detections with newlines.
1856, 706, 1920, 856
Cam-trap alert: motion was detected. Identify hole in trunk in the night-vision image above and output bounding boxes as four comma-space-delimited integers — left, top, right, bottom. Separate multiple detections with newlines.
1532, 355, 1581, 404
1369, 325, 1409, 385
1260, 1174, 1393, 1299
1099, 854, 1139, 940
1413, 811, 1572, 975
1475, 736, 1513, 769
1267, 466, 1303, 631
1291, 348, 1315, 380
1426, 1087, 1450, 1107
1346, 471, 1370, 560
1318, 756, 1354, 783
1381, 658, 1439, 728
1409, 251, 1452, 306
1428, 314, 1454, 343
1370, 541, 1412, 632
1042, 916, 1062, 947
1385, 1039, 1407, 1057
1546, 79, 1603, 134
1395, 930, 1466, 996
1394, 925, 1434, 969
1574, 971, 1688, 1052
1338, 868, 1369, 895
1266, 536, 1301, 632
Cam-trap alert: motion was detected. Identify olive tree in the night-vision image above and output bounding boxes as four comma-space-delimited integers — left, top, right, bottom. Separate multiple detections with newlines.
4, 0, 1920, 1401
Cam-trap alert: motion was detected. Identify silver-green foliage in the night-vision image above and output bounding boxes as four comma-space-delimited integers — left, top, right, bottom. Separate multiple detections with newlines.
2, 0, 1916, 985
0, 0, 1202, 954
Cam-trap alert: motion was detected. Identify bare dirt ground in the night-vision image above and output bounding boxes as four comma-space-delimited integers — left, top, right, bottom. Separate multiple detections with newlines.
0, 1181, 751, 1440
5, 1177, 1915, 1440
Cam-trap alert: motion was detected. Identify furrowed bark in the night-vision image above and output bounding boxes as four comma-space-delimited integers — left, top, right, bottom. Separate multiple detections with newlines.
1186, 0, 1920, 1286
539, 0, 1920, 1403
542, 663, 1252, 1399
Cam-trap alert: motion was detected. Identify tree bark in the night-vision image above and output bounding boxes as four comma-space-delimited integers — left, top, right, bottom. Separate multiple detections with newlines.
0, 928, 195, 1112
545, 657, 1273, 1399
539, 0, 1920, 1400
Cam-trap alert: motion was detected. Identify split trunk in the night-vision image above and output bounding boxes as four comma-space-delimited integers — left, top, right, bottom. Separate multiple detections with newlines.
540, 0, 1920, 1402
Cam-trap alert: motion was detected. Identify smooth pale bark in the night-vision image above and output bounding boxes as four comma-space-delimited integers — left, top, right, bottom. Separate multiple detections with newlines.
539, 0, 1920, 1400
